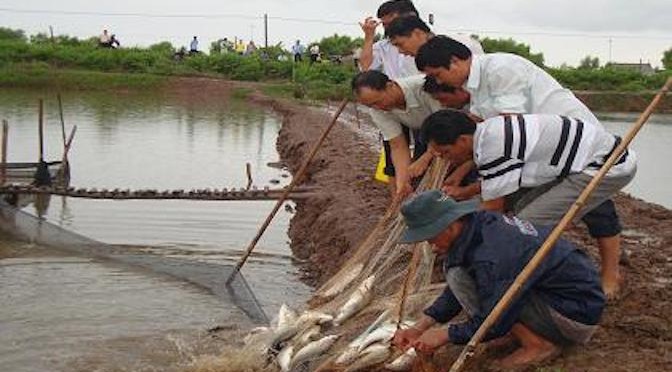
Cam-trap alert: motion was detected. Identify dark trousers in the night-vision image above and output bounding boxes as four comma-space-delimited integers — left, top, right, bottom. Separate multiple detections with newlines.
382, 128, 427, 177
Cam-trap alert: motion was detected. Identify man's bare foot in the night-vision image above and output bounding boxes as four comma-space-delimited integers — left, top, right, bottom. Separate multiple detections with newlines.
602, 270, 624, 301
494, 343, 560, 369
486, 333, 517, 351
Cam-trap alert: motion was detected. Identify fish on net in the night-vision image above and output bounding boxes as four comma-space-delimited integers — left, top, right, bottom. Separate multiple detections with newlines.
196, 159, 453, 372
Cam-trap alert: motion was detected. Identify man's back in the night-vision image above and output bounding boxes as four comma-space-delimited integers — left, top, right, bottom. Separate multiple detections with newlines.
467, 53, 599, 125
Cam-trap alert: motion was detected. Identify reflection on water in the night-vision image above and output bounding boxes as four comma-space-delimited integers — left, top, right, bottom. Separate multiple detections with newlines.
0, 88, 310, 371
599, 113, 672, 209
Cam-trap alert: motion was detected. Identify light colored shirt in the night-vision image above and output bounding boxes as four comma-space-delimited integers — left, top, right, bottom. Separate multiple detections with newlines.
474, 114, 636, 201
190, 39, 198, 51
99, 33, 110, 43
291, 43, 304, 55
369, 74, 443, 140
370, 39, 420, 80
465, 53, 601, 126
310, 45, 319, 54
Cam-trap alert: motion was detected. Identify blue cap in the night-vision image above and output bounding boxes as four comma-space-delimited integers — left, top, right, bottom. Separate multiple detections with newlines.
399, 190, 479, 244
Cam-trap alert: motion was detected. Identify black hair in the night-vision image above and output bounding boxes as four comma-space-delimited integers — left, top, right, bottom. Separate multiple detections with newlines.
422, 76, 457, 94
351, 70, 391, 93
377, 0, 418, 18
415, 35, 472, 71
421, 110, 476, 145
385, 15, 430, 38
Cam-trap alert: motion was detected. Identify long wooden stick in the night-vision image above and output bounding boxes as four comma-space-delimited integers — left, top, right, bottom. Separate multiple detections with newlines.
225, 99, 349, 284
38, 99, 45, 162
57, 93, 67, 147
1, 120, 8, 185
449, 78, 672, 372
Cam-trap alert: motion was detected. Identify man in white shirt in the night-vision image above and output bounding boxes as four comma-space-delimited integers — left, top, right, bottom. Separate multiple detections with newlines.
190, 36, 199, 54
99, 29, 111, 48
352, 71, 442, 197
415, 36, 629, 298
422, 110, 637, 298
359, 0, 420, 80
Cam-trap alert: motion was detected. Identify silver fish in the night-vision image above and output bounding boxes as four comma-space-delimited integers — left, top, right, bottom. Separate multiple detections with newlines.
277, 344, 294, 372
333, 275, 376, 326
335, 345, 361, 365
276, 303, 298, 330
290, 334, 340, 369
322, 263, 364, 297
357, 323, 396, 352
335, 309, 393, 365
344, 343, 391, 372
384, 347, 417, 371
296, 325, 321, 346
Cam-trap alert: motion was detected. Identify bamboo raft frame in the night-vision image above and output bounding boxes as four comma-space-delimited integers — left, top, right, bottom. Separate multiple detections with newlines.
0, 184, 318, 201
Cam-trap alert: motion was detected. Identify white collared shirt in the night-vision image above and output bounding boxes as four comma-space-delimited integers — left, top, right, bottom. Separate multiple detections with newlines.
370, 39, 420, 80
474, 114, 636, 201
368, 74, 443, 140
465, 53, 601, 126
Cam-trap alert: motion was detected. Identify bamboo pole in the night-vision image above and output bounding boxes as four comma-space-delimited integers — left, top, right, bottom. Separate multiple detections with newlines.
449, 77, 672, 372
38, 99, 44, 162
1, 120, 8, 185
57, 93, 67, 147
225, 98, 349, 284
245, 162, 253, 190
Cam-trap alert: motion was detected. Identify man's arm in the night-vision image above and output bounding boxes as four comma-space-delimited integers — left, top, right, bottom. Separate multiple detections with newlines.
407, 151, 434, 178
389, 135, 413, 198
481, 196, 505, 212
358, 17, 379, 71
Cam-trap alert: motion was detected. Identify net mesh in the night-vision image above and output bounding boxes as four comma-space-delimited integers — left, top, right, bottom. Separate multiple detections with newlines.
0, 199, 269, 323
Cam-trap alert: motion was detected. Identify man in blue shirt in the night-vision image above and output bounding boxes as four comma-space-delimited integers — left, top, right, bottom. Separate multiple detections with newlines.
392, 190, 605, 368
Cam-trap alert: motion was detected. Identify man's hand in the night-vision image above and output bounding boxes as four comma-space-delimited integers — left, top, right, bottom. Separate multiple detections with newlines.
412, 328, 450, 355
407, 160, 428, 179
359, 17, 379, 40
393, 327, 423, 351
395, 178, 413, 200
442, 185, 470, 200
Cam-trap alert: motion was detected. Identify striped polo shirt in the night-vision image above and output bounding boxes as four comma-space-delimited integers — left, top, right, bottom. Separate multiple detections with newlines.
474, 114, 636, 201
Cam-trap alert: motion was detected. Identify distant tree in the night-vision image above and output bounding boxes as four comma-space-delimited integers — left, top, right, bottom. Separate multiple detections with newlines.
477, 36, 545, 67
663, 47, 672, 70
149, 42, 176, 54
317, 34, 363, 56
578, 55, 600, 70
0, 27, 26, 42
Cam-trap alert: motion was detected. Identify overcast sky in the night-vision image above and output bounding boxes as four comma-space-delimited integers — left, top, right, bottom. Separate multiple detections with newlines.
1, 0, 670, 67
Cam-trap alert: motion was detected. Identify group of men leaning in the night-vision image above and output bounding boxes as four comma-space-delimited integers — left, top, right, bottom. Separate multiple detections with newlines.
352, 1, 637, 368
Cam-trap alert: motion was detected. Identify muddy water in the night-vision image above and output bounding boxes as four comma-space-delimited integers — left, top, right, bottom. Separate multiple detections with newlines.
0, 89, 311, 371
599, 113, 672, 209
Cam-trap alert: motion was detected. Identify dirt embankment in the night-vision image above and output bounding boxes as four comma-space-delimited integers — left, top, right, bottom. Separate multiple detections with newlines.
260, 95, 672, 370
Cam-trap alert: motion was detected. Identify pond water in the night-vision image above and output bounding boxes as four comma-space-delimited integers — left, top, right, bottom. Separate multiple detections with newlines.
0, 88, 311, 371
599, 112, 672, 209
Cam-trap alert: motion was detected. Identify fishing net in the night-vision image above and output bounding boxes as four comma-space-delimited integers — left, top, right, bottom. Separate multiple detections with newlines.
0, 199, 269, 323
190, 159, 451, 372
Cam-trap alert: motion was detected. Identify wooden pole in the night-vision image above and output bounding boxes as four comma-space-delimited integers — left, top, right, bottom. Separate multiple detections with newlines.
1, 120, 8, 185
449, 77, 672, 372
245, 162, 253, 190
57, 93, 66, 147
226, 98, 349, 284
38, 99, 44, 162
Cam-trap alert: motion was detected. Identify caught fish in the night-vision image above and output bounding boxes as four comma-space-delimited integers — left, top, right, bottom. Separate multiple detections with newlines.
344, 343, 391, 372
357, 323, 396, 352
296, 325, 321, 346
290, 334, 340, 369
385, 347, 417, 371
322, 263, 364, 297
298, 310, 334, 325
277, 344, 294, 372
276, 303, 298, 330
269, 323, 301, 350
334, 275, 376, 326
335, 345, 361, 365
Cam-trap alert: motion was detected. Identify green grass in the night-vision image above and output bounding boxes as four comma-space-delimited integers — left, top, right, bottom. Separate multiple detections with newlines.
0, 63, 165, 90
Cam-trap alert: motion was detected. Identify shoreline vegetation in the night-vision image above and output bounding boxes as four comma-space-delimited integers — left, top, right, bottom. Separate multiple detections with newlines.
1, 26, 671, 112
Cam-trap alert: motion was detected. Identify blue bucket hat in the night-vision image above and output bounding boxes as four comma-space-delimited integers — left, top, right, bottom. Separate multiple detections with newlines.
399, 190, 479, 244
